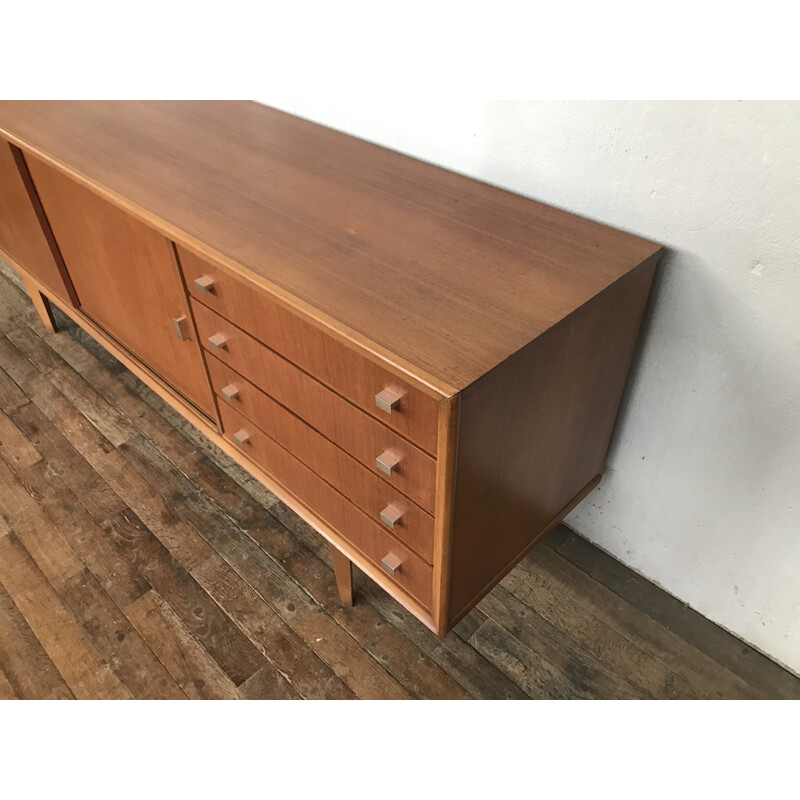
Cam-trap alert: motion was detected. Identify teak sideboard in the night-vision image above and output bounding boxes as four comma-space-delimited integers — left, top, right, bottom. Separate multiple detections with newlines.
0, 101, 662, 636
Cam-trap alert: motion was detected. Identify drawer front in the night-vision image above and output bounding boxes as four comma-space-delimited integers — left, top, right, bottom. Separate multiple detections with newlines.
205, 346, 436, 514
219, 403, 433, 608
180, 246, 438, 454
209, 355, 434, 562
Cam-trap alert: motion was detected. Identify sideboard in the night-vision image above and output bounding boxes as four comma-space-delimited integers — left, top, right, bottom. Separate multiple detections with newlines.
0, 102, 662, 635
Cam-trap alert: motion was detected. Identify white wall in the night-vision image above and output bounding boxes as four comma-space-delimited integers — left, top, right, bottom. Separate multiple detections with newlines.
262, 100, 800, 674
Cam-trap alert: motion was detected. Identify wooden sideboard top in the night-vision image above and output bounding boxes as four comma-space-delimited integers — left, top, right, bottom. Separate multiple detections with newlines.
0, 101, 662, 395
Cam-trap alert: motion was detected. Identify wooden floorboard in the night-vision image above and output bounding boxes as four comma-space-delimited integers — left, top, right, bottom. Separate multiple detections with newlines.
517, 546, 767, 699
0, 533, 131, 699
58, 567, 187, 700
0, 583, 74, 700
125, 591, 242, 700
0, 663, 17, 699
100, 508, 265, 688
551, 530, 800, 699
1, 260, 798, 700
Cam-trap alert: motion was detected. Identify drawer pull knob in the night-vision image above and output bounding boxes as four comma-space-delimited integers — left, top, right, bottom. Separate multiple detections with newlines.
379, 503, 404, 530
208, 332, 228, 351
381, 552, 404, 576
194, 275, 215, 294
376, 450, 401, 476
375, 388, 403, 414
172, 315, 190, 341
221, 384, 239, 402
233, 429, 250, 447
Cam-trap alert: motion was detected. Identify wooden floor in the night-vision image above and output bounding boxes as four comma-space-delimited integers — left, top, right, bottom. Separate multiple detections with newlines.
0, 264, 798, 700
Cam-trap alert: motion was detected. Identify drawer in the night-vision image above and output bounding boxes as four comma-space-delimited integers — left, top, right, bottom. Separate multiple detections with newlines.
209, 355, 434, 562
179, 246, 438, 454
219, 403, 433, 608
204, 347, 436, 514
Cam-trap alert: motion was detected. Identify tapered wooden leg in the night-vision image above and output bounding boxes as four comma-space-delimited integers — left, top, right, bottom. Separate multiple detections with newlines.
22, 276, 57, 333
329, 544, 353, 606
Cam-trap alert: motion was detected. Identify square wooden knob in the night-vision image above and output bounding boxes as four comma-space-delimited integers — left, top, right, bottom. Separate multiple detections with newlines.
375, 387, 403, 414
376, 450, 401, 476
194, 275, 215, 294
379, 503, 405, 530
381, 552, 404, 576
208, 332, 228, 351
233, 429, 250, 447
221, 384, 239, 402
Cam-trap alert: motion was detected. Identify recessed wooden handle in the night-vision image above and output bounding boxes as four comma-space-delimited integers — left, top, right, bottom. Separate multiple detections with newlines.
172, 315, 190, 341
375, 388, 403, 414
208, 332, 228, 351
221, 383, 239, 402
379, 503, 405, 530
381, 552, 404, 576
194, 275, 215, 294
232, 429, 250, 447
376, 450, 401, 476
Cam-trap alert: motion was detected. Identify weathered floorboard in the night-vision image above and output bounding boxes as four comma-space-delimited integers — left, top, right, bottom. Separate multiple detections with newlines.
477, 587, 647, 699
192, 555, 361, 700
552, 529, 800, 700
0, 533, 131, 699
58, 568, 187, 700
101, 508, 265, 687
468, 619, 596, 700
13, 459, 150, 609
0, 664, 17, 699
516, 547, 765, 699
125, 591, 241, 700
0, 582, 74, 700
239, 664, 301, 700
501, 557, 703, 699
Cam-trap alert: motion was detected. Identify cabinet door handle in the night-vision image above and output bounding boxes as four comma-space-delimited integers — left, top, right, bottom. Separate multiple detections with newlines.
376, 450, 401, 476
379, 503, 405, 530
375, 387, 403, 414
208, 332, 228, 351
381, 552, 404, 576
194, 276, 215, 294
233, 429, 250, 447
172, 316, 190, 341
221, 384, 239, 402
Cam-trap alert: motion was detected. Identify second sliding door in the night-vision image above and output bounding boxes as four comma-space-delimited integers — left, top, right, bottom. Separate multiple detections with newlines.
26, 154, 216, 418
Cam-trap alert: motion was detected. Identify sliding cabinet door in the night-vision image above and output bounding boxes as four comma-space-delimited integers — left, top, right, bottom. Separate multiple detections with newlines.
26, 154, 216, 418
0, 141, 76, 302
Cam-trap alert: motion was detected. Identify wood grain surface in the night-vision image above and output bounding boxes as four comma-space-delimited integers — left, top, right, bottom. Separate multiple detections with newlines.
0, 260, 796, 699
208, 356, 435, 561
24, 154, 216, 418
205, 345, 437, 512
218, 402, 433, 608
0, 101, 662, 393
191, 289, 438, 453
448, 257, 658, 622
329, 544, 353, 606
0, 141, 75, 303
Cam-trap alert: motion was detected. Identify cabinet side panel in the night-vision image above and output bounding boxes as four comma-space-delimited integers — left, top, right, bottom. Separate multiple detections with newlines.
448, 256, 659, 625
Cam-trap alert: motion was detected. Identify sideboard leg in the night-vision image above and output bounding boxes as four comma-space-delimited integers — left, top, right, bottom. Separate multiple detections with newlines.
22, 277, 58, 333
330, 543, 353, 606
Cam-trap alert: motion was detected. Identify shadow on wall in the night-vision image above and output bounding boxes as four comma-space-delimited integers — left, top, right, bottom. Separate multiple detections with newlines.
568, 236, 800, 641
603, 246, 671, 468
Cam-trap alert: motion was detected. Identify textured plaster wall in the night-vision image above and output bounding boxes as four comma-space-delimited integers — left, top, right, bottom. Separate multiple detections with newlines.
262, 100, 800, 673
